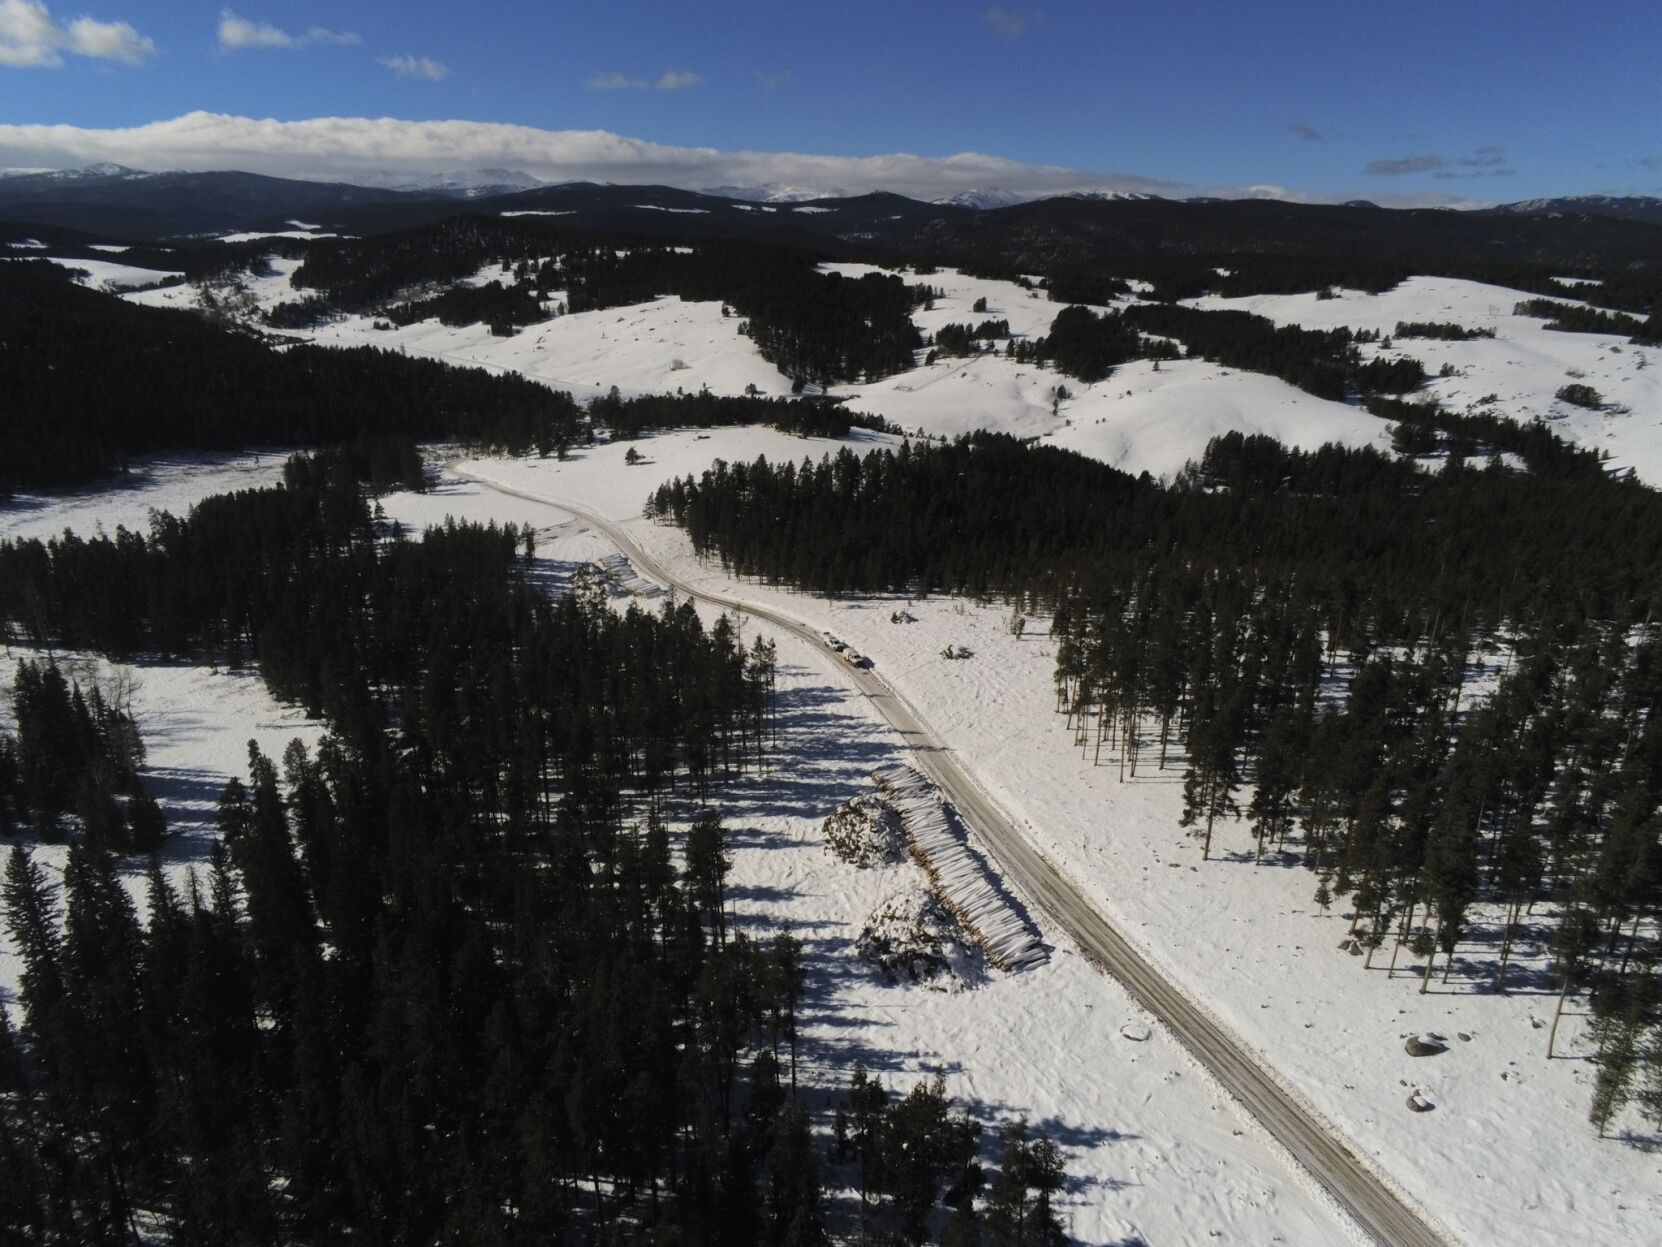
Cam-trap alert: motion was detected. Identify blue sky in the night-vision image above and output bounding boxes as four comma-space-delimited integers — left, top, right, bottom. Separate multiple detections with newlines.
1, 0, 1658, 203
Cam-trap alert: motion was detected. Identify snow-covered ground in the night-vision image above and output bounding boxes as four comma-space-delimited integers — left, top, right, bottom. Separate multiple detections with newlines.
300, 292, 796, 403
125, 255, 307, 318
1, 451, 323, 1016
120, 257, 1398, 479
378, 459, 1373, 1246
14, 249, 1661, 1241
122, 254, 1657, 486
1187, 277, 1660, 482
9, 418, 1659, 1241
8, 254, 181, 291
819, 263, 1392, 472
435, 432, 1662, 1247
1, 448, 1365, 1246
0, 451, 292, 546
215, 225, 340, 242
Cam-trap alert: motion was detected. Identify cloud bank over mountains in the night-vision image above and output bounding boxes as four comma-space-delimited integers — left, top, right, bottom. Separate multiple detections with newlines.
0, 111, 1482, 207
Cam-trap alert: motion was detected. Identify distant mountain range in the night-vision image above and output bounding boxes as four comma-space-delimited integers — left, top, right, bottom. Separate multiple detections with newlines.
1493, 194, 1662, 228
1, 165, 1658, 271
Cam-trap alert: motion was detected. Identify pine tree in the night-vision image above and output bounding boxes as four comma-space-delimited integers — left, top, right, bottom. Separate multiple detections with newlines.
687, 807, 732, 946
2, 847, 65, 1047
767, 1104, 825, 1246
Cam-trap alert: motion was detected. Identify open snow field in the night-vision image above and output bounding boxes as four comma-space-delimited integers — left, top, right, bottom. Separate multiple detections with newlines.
826, 263, 1393, 473
0, 450, 292, 546
8, 254, 181, 291
443, 431, 1662, 1247
302, 291, 798, 403
1187, 277, 1661, 482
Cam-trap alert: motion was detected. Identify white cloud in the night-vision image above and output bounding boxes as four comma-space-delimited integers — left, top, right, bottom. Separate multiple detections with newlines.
66, 15, 153, 61
0, 0, 154, 67
984, 7, 1027, 38
587, 71, 648, 90
654, 68, 701, 91
0, 112, 1192, 201
381, 54, 448, 81
304, 27, 359, 46
754, 69, 790, 90
589, 68, 703, 91
0, 110, 1488, 208
217, 11, 358, 52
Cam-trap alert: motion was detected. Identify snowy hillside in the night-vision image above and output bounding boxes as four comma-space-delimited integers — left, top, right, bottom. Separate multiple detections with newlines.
109, 249, 1661, 484
1186, 277, 1660, 481
7, 254, 181, 291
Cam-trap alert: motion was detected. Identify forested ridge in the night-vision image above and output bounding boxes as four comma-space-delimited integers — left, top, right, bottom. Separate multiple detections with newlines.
286, 222, 925, 385
650, 432, 1662, 1132
0, 449, 1070, 1243
1, 263, 585, 491
1, 260, 900, 492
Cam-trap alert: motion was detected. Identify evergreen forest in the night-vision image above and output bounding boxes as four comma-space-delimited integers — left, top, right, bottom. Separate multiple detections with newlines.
647, 431, 1662, 1133
0, 448, 1069, 1243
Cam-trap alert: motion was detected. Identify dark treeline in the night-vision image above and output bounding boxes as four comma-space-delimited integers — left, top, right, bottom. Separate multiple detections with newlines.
0, 660, 165, 853
648, 432, 1662, 1132
285, 216, 514, 309
1118, 303, 1425, 399
0, 449, 768, 786
1364, 395, 1605, 479
0, 449, 1069, 1241
1393, 320, 1495, 341
1009, 305, 1158, 382
383, 277, 548, 336
589, 390, 899, 441
1104, 254, 1416, 303
1512, 298, 1656, 342
646, 432, 1660, 614
1, 262, 584, 491
929, 319, 1010, 358
1002, 300, 1423, 398
1043, 266, 1132, 306
4, 257, 902, 492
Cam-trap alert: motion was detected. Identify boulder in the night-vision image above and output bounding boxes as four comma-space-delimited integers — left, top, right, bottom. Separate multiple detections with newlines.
1406, 1092, 1435, 1113
1405, 1034, 1447, 1057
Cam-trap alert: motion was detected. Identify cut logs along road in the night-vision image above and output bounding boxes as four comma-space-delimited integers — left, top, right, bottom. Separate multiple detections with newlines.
454, 466, 1454, 1247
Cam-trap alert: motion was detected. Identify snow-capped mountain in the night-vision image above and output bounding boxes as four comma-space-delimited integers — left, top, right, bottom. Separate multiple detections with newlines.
0, 162, 148, 181
1492, 194, 1662, 227
350, 168, 546, 197
1067, 189, 1165, 203
934, 189, 1028, 210
701, 182, 842, 204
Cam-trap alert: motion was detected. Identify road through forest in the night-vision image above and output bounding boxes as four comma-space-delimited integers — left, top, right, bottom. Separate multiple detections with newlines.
454, 466, 1453, 1247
